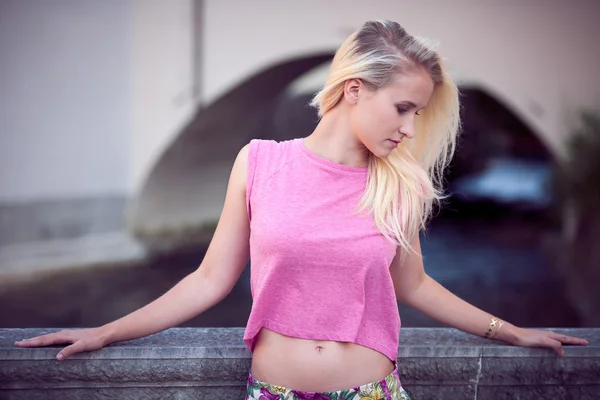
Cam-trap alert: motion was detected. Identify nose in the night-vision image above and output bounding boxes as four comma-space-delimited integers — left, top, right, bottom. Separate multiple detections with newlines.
398, 125, 414, 139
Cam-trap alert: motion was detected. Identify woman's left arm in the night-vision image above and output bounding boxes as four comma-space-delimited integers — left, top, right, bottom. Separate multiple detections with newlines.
390, 235, 589, 356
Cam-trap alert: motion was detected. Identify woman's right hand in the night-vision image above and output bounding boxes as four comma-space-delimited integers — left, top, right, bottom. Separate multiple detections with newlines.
13, 327, 109, 360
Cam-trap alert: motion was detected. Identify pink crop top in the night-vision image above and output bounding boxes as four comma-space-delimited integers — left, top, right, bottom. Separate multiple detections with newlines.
243, 138, 401, 361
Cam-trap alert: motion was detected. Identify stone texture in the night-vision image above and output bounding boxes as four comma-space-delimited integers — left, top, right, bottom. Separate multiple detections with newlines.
0, 359, 251, 386
0, 386, 247, 400
400, 357, 480, 383
403, 385, 475, 400
1, 327, 598, 399
480, 357, 600, 385
477, 385, 600, 400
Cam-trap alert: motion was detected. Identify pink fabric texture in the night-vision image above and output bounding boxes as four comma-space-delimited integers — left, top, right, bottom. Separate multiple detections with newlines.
243, 138, 401, 361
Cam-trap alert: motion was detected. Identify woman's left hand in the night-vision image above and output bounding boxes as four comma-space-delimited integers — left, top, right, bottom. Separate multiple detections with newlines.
509, 327, 589, 356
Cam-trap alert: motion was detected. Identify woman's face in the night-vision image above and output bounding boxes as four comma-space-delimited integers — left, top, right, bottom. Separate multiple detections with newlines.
348, 67, 434, 158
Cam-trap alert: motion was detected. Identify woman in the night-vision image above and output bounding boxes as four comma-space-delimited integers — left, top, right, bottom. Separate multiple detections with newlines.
15, 20, 588, 400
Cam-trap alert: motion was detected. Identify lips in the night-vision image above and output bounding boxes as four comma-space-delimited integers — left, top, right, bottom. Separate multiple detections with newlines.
388, 139, 401, 147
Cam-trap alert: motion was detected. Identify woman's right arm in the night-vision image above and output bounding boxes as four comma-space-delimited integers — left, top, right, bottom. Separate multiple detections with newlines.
14, 144, 252, 360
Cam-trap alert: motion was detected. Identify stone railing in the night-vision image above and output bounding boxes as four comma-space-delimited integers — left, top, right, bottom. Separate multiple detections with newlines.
1, 328, 598, 399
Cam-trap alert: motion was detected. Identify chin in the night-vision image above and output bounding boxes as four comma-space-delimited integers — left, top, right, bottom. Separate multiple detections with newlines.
371, 146, 393, 159
362, 140, 392, 159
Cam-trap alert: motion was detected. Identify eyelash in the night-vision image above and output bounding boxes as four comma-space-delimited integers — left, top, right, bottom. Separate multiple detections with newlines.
396, 107, 421, 116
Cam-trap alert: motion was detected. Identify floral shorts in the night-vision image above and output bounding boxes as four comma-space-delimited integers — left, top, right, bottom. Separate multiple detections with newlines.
245, 362, 411, 400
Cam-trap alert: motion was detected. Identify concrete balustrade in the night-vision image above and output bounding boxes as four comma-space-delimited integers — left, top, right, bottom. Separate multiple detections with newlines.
1, 327, 598, 399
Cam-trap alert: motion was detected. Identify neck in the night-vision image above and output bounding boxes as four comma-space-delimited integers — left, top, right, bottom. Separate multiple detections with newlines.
304, 108, 370, 168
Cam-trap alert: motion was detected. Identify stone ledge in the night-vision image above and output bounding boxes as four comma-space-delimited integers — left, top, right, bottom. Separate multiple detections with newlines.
0, 328, 598, 399
0, 232, 147, 289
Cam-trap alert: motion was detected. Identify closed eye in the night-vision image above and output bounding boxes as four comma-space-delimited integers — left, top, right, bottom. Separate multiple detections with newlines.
396, 107, 421, 116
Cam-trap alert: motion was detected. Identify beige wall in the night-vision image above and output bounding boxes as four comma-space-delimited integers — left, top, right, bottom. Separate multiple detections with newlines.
0, 0, 201, 200
0, 0, 131, 202
130, 0, 200, 193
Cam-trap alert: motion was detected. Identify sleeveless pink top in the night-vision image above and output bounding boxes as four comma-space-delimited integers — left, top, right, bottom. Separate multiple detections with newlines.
243, 138, 400, 361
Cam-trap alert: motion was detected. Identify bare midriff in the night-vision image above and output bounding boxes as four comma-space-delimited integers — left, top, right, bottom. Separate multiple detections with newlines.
250, 328, 395, 392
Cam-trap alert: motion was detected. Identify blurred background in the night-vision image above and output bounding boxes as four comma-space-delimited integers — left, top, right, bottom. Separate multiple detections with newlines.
1, 0, 599, 331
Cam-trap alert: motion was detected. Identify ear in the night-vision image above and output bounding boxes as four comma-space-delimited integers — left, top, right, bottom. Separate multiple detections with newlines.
343, 78, 362, 104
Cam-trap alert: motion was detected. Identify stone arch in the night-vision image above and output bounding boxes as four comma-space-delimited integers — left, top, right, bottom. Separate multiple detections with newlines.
128, 53, 333, 246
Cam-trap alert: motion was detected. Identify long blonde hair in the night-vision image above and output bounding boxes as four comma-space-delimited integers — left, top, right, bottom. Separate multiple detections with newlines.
310, 20, 460, 253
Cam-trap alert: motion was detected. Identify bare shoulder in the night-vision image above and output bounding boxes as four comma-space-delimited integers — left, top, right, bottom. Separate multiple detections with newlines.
236, 142, 250, 165
229, 143, 250, 190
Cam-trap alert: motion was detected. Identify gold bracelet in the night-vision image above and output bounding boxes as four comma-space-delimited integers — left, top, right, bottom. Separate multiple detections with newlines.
484, 316, 503, 339
491, 320, 505, 339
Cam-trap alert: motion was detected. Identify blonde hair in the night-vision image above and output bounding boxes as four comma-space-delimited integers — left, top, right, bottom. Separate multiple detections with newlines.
311, 20, 460, 253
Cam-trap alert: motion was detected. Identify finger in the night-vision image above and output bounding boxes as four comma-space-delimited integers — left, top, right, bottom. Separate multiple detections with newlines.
14, 331, 72, 347
540, 337, 564, 356
57, 341, 86, 361
549, 333, 589, 346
